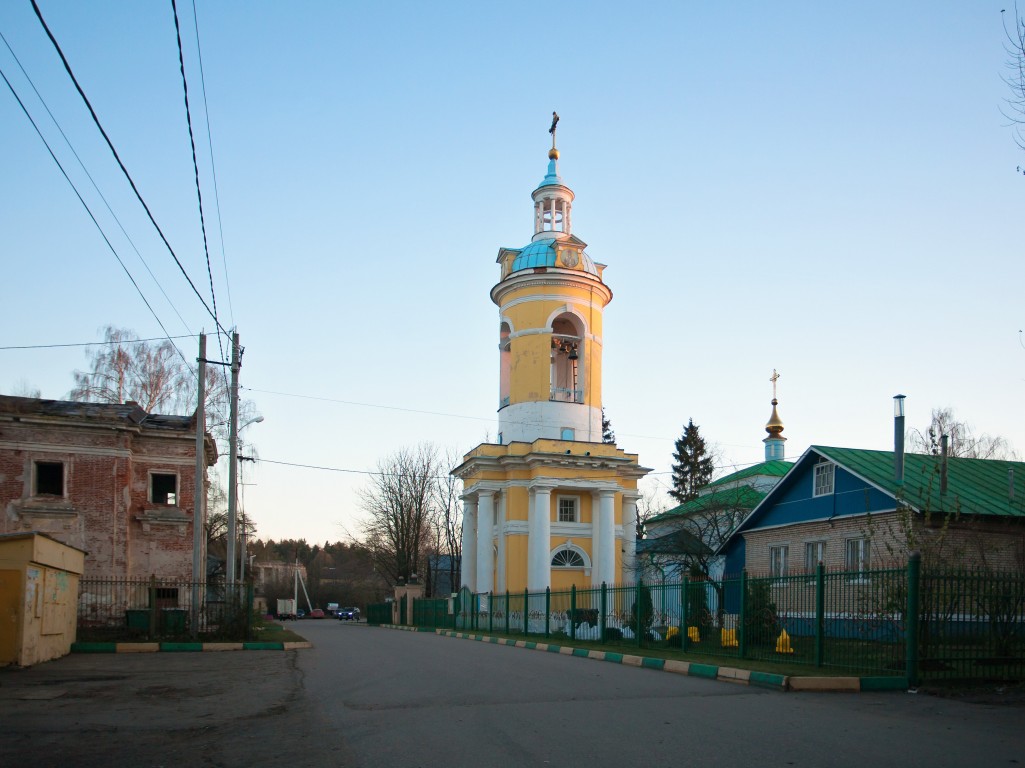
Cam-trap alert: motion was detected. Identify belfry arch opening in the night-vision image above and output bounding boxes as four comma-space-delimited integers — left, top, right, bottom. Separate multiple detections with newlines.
550, 315, 582, 403
499, 322, 511, 409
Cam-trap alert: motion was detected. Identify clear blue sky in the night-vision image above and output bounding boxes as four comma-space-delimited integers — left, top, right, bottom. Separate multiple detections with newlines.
2, 1, 1022, 544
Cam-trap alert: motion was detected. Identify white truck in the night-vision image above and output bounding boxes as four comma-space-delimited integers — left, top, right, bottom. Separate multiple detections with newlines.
276, 598, 297, 621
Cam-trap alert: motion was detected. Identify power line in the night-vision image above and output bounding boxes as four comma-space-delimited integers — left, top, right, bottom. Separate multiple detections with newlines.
170, 0, 225, 359
0, 64, 193, 376
0, 29, 194, 337
189, 0, 234, 330
242, 384, 763, 449
30, 0, 228, 338
0, 335, 194, 351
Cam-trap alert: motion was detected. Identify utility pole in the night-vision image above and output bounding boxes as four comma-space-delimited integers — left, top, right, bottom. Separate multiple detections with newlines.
226, 331, 240, 587
191, 333, 206, 637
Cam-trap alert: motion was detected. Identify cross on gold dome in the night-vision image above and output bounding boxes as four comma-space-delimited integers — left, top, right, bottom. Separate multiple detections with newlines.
770, 369, 780, 399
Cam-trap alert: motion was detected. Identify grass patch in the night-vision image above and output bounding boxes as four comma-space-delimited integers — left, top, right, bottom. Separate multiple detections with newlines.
449, 629, 883, 679
251, 616, 307, 644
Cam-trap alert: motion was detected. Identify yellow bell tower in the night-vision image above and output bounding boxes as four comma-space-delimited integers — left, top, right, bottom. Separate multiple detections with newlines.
454, 117, 650, 596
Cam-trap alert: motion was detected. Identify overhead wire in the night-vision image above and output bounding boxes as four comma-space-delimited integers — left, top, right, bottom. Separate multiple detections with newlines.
30, 0, 229, 339
169, 0, 232, 399
170, 0, 225, 360
189, 0, 234, 330
0, 335, 194, 351
0, 64, 194, 375
0, 29, 194, 337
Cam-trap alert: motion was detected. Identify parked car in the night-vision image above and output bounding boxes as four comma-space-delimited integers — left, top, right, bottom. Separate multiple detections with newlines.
308, 608, 326, 619
296, 608, 306, 619
337, 607, 357, 621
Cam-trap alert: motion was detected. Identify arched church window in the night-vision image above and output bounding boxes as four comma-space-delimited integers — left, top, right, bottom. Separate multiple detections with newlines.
551, 548, 585, 568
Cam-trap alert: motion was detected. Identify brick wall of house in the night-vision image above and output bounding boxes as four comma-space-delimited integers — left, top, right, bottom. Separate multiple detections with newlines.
742, 511, 1025, 575
0, 398, 214, 580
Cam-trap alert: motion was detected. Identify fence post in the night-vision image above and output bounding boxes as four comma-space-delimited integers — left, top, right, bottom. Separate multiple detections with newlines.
504, 591, 509, 634
545, 587, 551, 639
489, 592, 494, 634
635, 579, 643, 648
246, 581, 254, 640
524, 588, 529, 635
815, 561, 825, 667
570, 585, 576, 641
148, 575, 158, 639
600, 582, 608, 644
739, 570, 748, 658
682, 575, 689, 651
906, 552, 921, 688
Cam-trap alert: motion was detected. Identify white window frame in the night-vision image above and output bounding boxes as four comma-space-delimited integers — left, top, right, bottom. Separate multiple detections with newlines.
813, 461, 835, 497
805, 541, 826, 572
769, 544, 789, 579
846, 537, 871, 581
550, 544, 591, 571
557, 495, 578, 523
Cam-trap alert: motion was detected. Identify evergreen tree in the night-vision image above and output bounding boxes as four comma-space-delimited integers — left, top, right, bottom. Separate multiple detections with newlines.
601, 408, 616, 444
669, 418, 714, 504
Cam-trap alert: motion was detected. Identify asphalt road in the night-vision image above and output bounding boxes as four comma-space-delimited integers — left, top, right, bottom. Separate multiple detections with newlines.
1, 620, 1022, 767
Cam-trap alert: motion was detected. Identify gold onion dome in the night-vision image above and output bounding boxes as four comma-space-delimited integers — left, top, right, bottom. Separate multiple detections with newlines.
548, 147, 560, 160
765, 398, 784, 436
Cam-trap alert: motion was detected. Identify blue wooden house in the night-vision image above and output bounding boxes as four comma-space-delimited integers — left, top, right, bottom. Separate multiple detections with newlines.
720, 446, 1025, 576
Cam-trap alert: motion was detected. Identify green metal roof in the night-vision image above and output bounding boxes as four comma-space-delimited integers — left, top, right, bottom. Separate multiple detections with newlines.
647, 485, 768, 525
813, 446, 1025, 518
705, 460, 794, 489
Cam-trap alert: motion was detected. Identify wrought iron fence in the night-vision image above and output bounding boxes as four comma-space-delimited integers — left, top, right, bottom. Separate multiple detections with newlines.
430, 558, 1025, 684
77, 577, 253, 641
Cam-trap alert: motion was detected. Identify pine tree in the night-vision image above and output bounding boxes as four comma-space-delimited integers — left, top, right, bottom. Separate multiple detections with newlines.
601, 408, 616, 444
669, 418, 714, 504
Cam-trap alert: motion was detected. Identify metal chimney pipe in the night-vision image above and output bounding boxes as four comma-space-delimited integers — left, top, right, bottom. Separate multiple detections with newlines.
940, 434, 948, 495
894, 395, 906, 485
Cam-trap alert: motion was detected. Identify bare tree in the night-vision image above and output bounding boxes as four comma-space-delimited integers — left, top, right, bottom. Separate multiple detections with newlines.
6, 379, 42, 398
427, 448, 462, 597
1002, 5, 1025, 163
360, 444, 442, 586
70, 327, 190, 413
907, 407, 1018, 460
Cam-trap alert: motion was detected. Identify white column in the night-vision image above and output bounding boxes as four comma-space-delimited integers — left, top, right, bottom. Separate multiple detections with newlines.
460, 499, 477, 591
476, 491, 495, 594
496, 493, 507, 593
590, 491, 602, 587
598, 490, 616, 585
529, 486, 552, 590
622, 494, 638, 585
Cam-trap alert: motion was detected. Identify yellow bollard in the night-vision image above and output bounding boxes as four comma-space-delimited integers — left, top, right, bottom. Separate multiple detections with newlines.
721, 628, 738, 647
687, 626, 700, 643
666, 626, 679, 640
776, 628, 795, 654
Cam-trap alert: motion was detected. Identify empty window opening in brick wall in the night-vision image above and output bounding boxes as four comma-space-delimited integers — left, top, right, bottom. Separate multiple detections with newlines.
34, 461, 64, 496
155, 587, 179, 608
151, 473, 178, 505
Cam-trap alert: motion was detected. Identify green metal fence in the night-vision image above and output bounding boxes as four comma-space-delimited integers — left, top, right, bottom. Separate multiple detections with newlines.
366, 601, 392, 624
418, 558, 1024, 683
77, 577, 254, 641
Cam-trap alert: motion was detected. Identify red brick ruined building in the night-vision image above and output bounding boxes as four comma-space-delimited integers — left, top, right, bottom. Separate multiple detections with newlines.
0, 396, 217, 579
